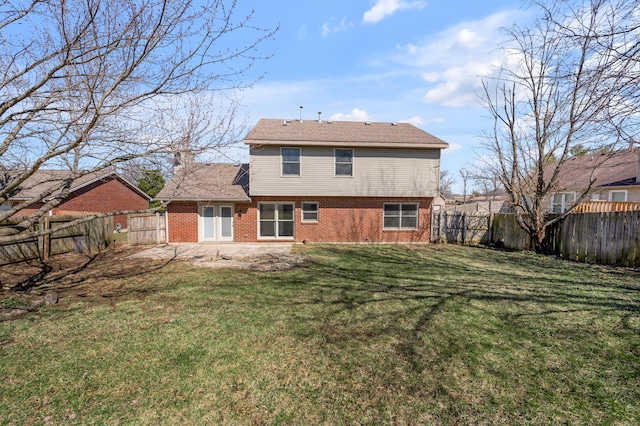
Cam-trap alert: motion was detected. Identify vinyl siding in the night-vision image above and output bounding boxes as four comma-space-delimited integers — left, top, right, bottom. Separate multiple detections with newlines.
249, 146, 440, 197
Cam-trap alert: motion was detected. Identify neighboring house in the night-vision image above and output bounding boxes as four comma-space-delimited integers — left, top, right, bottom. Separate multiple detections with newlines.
546, 149, 640, 213
1, 170, 151, 230
157, 118, 449, 243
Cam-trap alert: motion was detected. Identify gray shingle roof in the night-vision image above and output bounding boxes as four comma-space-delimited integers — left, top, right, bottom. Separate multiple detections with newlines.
244, 119, 449, 148
156, 163, 250, 201
548, 149, 640, 190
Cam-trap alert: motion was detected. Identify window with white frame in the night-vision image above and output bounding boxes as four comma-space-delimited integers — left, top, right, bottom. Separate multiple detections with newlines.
551, 192, 575, 213
301, 202, 318, 222
335, 149, 353, 176
608, 190, 627, 202
281, 148, 300, 176
383, 203, 418, 230
259, 203, 294, 238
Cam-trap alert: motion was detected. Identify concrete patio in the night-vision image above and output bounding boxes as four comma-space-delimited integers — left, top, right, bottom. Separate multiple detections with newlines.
127, 243, 293, 261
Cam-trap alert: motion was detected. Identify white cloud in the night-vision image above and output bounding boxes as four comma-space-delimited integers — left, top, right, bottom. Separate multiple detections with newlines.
399, 116, 445, 126
443, 143, 462, 154
322, 16, 354, 38
363, 0, 426, 24
392, 10, 530, 108
331, 108, 371, 121
422, 71, 438, 83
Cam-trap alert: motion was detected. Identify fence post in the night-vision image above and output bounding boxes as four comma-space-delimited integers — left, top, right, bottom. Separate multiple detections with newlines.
156, 212, 161, 244
488, 213, 493, 243
461, 212, 466, 244
43, 216, 50, 261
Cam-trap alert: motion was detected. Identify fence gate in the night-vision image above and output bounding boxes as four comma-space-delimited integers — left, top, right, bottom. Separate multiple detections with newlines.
431, 211, 492, 244
127, 212, 166, 245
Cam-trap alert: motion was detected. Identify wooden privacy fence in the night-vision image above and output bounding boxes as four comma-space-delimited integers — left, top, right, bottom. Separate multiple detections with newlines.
438, 212, 640, 267
0, 215, 113, 266
127, 212, 166, 245
544, 211, 640, 266
431, 211, 493, 244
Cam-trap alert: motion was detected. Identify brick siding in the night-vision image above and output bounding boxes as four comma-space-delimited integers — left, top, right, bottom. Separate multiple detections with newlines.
167, 201, 199, 242
11, 176, 148, 229
168, 197, 433, 243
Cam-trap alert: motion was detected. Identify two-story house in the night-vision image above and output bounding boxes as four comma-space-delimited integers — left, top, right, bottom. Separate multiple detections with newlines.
157, 118, 449, 243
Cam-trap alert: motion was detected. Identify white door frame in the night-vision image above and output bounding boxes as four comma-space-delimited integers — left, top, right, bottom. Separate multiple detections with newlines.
199, 203, 234, 242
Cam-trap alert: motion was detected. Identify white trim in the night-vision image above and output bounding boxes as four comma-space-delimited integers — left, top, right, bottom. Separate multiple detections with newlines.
257, 201, 296, 240
550, 192, 576, 213
198, 202, 234, 242
245, 140, 449, 149
280, 147, 301, 177
334, 148, 354, 177
301, 201, 319, 223
608, 189, 628, 202
383, 202, 419, 230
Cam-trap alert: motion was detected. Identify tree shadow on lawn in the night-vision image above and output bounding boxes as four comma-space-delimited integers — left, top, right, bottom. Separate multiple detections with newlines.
0, 244, 178, 302
278, 245, 640, 409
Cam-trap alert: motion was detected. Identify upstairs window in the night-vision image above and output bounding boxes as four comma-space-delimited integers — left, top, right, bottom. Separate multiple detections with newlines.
281, 148, 300, 176
551, 192, 575, 213
335, 149, 353, 176
384, 203, 418, 230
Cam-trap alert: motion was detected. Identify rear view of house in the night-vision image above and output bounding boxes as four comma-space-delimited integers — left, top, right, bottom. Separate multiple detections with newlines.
158, 118, 449, 243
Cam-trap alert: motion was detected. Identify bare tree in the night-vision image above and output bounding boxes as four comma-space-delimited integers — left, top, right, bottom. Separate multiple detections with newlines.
439, 169, 456, 198
471, 166, 503, 201
0, 0, 275, 241
478, 0, 639, 252
458, 168, 472, 203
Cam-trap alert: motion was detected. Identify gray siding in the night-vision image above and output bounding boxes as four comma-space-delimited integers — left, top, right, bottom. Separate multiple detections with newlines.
249, 146, 440, 197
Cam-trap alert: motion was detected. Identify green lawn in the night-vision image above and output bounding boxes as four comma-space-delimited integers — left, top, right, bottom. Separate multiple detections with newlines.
1, 245, 639, 425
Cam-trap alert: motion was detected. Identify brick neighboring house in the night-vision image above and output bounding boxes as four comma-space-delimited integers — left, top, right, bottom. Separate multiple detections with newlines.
1, 170, 151, 230
545, 149, 640, 213
158, 119, 449, 243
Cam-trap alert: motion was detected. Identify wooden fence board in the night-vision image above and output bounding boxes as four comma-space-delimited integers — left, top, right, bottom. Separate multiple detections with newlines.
128, 212, 166, 245
0, 215, 111, 265
472, 212, 640, 267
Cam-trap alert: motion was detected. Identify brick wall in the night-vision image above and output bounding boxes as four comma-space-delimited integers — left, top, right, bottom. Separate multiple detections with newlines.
167, 201, 199, 242
56, 176, 149, 229
166, 197, 432, 243
240, 196, 432, 243
10, 176, 148, 229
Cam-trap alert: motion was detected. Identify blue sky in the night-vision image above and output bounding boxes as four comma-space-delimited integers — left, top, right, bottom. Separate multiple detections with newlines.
229, 0, 533, 191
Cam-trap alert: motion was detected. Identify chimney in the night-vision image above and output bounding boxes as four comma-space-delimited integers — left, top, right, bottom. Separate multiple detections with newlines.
173, 136, 195, 172
173, 150, 195, 169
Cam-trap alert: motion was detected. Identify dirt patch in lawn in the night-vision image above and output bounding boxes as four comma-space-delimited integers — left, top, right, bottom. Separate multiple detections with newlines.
191, 252, 306, 271
0, 243, 306, 321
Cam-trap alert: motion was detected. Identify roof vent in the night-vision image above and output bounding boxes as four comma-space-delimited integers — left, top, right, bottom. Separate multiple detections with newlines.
365, 122, 371, 125
327, 120, 333, 124
317, 112, 322, 123
283, 120, 287, 126
391, 122, 398, 126
299, 106, 303, 123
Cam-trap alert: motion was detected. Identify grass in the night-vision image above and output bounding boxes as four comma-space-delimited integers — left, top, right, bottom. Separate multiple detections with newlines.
1, 244, 639, 425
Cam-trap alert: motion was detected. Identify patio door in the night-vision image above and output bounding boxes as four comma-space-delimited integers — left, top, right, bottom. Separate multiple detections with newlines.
200, 204, 234, 242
